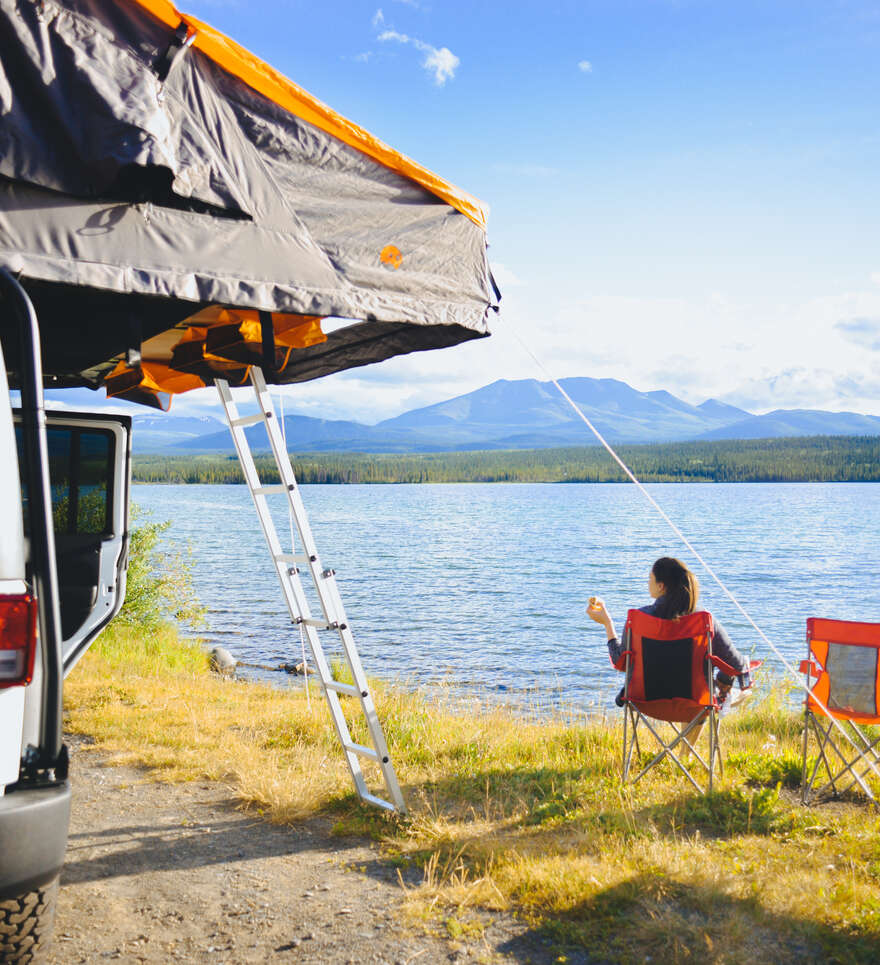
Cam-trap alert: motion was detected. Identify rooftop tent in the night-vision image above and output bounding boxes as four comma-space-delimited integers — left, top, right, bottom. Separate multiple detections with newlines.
0, 0, 497, 407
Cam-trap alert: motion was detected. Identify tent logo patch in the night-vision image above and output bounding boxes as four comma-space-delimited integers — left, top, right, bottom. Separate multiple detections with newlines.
380, 245, 403, 270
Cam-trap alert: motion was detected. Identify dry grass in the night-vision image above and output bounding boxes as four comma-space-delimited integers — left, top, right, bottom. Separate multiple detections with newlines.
64, 624, 880, 964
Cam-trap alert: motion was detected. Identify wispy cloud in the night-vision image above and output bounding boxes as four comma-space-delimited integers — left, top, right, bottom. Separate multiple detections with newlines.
374, 11, 459, 85
718, 368, 880, 414
578, 60, 593, 73
353, 51, 373, 63
835, 316, 880, 351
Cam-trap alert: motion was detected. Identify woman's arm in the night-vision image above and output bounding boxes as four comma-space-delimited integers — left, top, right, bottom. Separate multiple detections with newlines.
712, 618, 748, 684
587, 599, 625, 665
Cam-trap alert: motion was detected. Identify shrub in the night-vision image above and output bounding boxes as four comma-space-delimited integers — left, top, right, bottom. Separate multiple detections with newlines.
114, 505, 204, 631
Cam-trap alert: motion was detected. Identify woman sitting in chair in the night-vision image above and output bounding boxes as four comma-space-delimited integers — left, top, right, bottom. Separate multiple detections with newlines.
586, 556, 749, 705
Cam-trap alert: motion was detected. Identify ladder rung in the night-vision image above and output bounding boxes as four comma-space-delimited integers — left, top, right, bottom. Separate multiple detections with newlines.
298, 617, 337, 630
275, 553, 311, 565
358, 792, 396, 813
231, 412, 265, 427
254, 484, 289, 495
324, 680, 362, 698
343, 741, 382, 763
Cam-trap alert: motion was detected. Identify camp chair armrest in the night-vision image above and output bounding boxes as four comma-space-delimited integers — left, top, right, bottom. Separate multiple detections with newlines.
611, 650, 633, 672
710, 655, 758, 689
799, 659, 820, 677
709, 654, 740, 678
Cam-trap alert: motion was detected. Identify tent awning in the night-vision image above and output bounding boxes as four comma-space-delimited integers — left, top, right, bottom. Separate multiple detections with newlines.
0, 0, 497, 408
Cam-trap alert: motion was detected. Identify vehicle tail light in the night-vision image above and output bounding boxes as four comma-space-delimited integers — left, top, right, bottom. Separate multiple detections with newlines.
0, 594, 38, 688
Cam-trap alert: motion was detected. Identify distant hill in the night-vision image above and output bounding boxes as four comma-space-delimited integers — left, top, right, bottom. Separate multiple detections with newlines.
116, 375, 880, 453
697, 409, 880, 440
179, 415, 427, 454
377, 378, 751, 446
131, 414, 226, 451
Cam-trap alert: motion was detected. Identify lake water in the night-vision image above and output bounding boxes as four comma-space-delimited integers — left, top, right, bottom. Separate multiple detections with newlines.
132, 482, 880, 714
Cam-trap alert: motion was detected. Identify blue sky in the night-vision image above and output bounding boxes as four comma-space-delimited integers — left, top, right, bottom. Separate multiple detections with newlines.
102, 1, 880, 420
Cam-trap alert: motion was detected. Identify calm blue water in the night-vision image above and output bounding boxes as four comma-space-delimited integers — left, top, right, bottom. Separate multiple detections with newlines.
132, 482, 880, 713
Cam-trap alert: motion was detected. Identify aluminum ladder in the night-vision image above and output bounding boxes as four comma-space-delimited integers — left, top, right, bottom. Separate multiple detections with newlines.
215, 368, 406, 814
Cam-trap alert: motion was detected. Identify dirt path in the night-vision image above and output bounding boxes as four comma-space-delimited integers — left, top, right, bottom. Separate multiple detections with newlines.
47, 739, 565, 965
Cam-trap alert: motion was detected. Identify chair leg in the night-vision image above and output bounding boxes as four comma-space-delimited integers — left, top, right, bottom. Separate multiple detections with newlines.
804, 715, 832, 803
681, 718, 706, 760
708, 710, 715, 794
630, 713, 709, 793
821, 723, 880, 801
623, 705, 639, 783
801, 709, 811, 805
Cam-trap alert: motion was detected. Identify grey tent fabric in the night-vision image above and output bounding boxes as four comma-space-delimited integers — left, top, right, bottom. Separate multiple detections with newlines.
0, 0, 496, 391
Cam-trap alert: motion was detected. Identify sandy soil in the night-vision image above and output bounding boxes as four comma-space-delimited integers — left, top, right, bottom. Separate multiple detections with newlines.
46, 737, 575, 965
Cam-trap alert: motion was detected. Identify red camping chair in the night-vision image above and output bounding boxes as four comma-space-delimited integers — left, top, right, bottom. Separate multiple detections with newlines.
615, 610, 758, 794
800, 618, 880, 804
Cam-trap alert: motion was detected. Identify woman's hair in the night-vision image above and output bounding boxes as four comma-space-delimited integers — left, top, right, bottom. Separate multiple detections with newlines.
652, 557, 699, 619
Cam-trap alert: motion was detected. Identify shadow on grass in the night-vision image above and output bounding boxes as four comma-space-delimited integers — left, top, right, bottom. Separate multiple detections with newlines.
364, 763, 808, 842
500, 872, 879, 965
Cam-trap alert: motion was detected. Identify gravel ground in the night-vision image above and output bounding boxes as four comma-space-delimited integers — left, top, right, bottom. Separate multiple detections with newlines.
46, 738, 573, 965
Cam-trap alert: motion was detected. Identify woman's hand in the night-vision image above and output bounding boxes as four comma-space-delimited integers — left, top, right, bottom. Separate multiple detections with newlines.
587, 596, 617, 641
586, 596, 610, 626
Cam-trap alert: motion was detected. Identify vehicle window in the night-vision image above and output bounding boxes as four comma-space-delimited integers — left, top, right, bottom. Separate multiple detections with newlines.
16, 426, 115, 537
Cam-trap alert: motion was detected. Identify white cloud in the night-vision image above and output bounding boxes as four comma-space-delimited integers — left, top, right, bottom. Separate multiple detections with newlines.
578, 60, 593, 73
421, 46, 459, 86
718, 369, 880, 414
834, 316, 880, 351
353, 51, 373, 63
871, 271, 880, 286
378, 27, 409, 43
372, 8, 384, 27
377, 24, 459, 85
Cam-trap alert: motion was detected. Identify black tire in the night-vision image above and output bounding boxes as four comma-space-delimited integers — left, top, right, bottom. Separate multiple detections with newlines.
0, 879, 58, 964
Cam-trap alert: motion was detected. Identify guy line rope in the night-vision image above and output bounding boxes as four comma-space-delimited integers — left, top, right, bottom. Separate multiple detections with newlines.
511, 329, 879, 775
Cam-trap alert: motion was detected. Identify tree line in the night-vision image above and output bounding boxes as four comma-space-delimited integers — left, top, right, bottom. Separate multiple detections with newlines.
131, 435, 880, 485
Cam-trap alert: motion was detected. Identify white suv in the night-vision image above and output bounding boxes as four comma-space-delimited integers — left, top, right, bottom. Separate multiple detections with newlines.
0, 272, 130, 962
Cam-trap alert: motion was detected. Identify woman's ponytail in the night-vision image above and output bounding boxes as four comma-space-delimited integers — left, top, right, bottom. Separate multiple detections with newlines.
652, 557, 699, 619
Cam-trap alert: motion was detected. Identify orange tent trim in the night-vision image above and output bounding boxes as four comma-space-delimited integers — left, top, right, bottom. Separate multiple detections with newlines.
129, 0, 488, 229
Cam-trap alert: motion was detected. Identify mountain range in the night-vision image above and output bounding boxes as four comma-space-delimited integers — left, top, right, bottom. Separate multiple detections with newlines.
118, 377, 880, 453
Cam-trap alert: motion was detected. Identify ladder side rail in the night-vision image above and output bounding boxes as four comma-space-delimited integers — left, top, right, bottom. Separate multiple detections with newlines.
221, 372, 404, 813
251, 369, 323, 562
277, 571, 375, 803
215, 379, 373, 802
253, 370, 365, 638
216, 380, 294, 579
315, 530, 406, 810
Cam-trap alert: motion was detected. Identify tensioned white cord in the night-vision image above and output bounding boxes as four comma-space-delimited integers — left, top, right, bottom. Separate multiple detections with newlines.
278, 390, 310, 709
511, 329, 878, 772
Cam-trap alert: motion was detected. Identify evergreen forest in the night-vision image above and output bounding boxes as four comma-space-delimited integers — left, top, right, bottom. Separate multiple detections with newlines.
132, 435, 880, 485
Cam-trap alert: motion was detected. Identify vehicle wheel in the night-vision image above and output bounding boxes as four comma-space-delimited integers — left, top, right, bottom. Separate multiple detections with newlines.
0, 878, 58, 964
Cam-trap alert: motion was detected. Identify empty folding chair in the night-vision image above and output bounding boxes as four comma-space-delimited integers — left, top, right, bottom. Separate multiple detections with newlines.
800, 617, 880, 804
615, 609, 757, 794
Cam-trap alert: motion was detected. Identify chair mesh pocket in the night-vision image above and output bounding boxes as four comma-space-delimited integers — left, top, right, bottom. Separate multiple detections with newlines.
642, 637, 694, 701
827, 642, 878, 716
